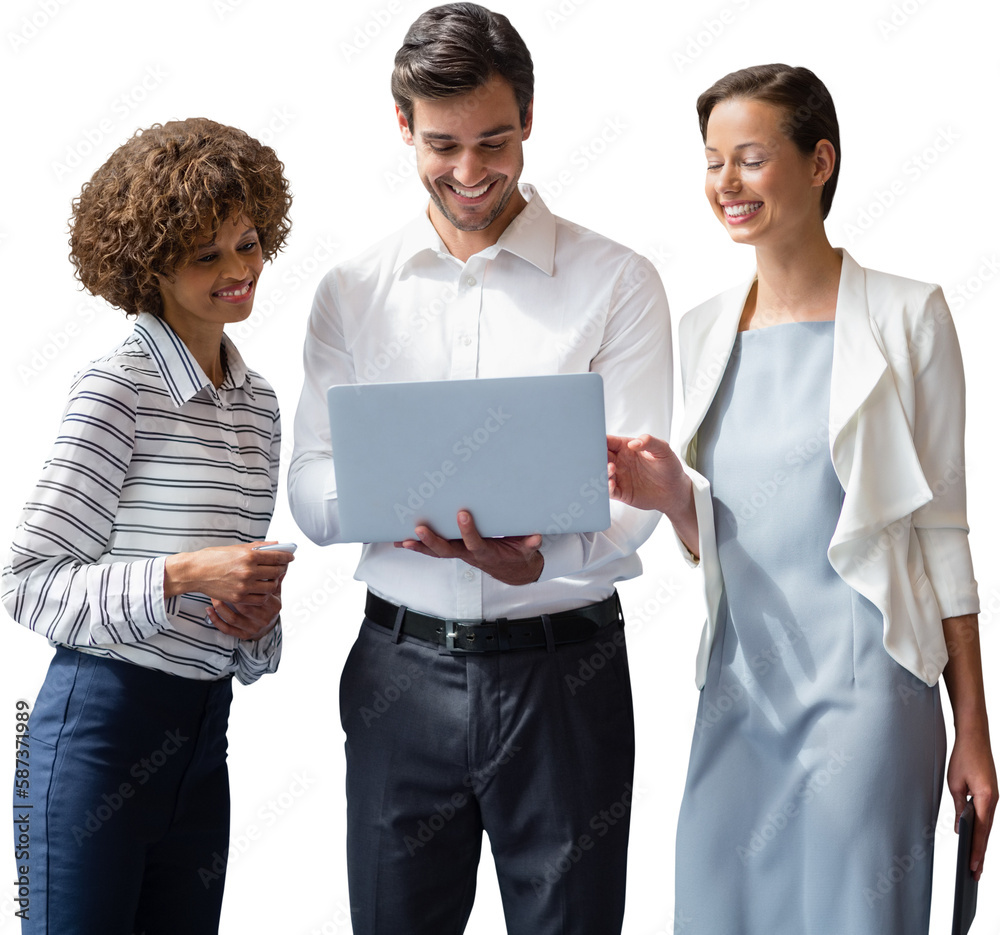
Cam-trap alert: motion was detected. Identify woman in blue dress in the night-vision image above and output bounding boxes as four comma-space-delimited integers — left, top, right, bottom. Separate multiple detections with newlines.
608, 64, 996, 933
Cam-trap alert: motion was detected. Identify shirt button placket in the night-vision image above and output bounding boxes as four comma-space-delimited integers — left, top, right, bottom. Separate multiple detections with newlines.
219, 390, 250, 541
450, 261, 485, 620
457, 562, 482, 619
451, 263, 483, 380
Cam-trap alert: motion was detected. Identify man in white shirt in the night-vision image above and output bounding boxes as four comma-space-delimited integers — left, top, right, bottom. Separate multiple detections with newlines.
289, 4, 671, 932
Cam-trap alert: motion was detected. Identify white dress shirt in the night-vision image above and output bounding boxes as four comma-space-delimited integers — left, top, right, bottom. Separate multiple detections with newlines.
3, 313, 282, 684
288, 185, 672, 619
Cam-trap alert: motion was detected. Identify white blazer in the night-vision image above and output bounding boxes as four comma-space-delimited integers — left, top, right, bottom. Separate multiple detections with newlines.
677, 249, 979, 688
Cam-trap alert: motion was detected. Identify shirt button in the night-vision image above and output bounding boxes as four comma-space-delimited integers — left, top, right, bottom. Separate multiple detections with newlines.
461, 334, 472, 347
465, 276, 476, 287
464, 569, 475, 581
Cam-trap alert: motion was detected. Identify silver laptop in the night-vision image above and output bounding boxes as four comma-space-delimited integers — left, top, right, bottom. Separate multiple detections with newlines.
327, 373, 611, 543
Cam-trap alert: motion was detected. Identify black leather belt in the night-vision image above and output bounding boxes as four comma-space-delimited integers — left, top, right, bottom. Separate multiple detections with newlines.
364, 590, 622, 653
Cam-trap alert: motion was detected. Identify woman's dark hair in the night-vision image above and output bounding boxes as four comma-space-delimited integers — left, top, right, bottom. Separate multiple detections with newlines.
70, 117, 292, 317
697, 64, 840, 220
392, 3, 533, 129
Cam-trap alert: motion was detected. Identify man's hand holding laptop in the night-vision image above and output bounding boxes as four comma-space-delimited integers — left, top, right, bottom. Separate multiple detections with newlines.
395, 509, 544, 585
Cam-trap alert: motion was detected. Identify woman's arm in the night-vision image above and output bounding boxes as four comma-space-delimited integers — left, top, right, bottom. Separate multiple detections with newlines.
941, 612, 997, 880
3, 363, 292, 648
903, 286, 996, 876
607, 434, 699, 557
3, 364, 168, 645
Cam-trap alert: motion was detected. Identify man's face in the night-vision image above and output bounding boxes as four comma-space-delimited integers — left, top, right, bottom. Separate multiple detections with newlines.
398, 75, 532, 238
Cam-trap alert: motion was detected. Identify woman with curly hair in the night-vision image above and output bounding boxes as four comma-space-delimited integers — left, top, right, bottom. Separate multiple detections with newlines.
4, 117, 295, 934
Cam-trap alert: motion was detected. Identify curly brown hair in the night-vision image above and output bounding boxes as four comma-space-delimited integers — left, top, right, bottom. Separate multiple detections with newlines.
70, 117, 292, 317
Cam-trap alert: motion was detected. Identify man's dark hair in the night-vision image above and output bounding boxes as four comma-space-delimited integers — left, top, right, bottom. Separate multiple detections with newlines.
392, 3, 534, 129
697, 64, 840, 220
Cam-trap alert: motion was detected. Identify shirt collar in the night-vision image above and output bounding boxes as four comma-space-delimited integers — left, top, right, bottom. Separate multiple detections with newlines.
392, 183, 556, 276
133, 312, 253, 406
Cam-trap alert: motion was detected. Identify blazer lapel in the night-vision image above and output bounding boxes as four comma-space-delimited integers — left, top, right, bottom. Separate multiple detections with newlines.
677, 279, 749, 462
828, 250, 889, 454
828, 249, 932, 548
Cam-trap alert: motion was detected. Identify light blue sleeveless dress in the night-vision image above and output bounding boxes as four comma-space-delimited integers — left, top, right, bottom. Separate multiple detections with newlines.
674, 322, 946, 934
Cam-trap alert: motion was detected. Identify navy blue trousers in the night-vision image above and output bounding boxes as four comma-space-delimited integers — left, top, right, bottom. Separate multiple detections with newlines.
340, 611, 635, 935
14, 647, 232, 934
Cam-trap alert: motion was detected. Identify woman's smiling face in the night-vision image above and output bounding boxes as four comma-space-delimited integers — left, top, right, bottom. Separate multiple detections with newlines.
155, 213, 263, 336
704, 97, 828, 248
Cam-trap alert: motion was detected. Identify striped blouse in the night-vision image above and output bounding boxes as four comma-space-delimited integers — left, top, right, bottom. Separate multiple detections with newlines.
2, 312, 282, 684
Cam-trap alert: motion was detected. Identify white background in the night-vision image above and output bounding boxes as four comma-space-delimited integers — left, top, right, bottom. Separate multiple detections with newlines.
2, 0, 999, 932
